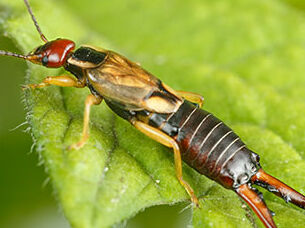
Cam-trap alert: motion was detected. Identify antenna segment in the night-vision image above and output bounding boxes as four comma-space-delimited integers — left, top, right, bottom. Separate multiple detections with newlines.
24, 0, 48, 42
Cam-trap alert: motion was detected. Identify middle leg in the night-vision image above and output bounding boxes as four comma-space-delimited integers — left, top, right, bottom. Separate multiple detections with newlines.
69, 94, 103, 150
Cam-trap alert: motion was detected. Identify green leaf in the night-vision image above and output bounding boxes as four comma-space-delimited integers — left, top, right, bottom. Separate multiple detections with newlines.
1, 0, 304, 227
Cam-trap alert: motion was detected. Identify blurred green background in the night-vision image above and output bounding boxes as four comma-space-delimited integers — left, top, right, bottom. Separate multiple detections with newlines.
0, 0, 304, 227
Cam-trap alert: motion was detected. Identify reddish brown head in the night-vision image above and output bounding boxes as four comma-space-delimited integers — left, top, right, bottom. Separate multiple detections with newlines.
0, 0, 75, 68
28, 39, 75, 68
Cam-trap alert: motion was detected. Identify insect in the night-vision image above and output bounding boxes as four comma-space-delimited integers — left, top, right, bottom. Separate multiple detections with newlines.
1, 1, 304, 227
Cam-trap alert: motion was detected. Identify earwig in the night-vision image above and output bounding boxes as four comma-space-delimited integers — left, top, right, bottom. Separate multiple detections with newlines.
1, 1, 304, 227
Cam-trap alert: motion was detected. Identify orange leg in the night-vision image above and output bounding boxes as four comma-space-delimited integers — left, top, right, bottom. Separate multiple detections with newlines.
69, 94, 103, 150
176, 91, 204, 108
23, 75, 86, 89
131, 119, 199, 207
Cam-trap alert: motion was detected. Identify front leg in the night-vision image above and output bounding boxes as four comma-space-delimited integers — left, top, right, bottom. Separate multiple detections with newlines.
23, 75, 86, 89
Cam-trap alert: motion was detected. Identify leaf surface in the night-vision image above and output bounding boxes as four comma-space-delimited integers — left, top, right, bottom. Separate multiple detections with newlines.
0, 0, 304, 227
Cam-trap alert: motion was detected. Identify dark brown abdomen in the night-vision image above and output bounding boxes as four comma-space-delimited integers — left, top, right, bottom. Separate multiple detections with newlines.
148, 100, 259, 189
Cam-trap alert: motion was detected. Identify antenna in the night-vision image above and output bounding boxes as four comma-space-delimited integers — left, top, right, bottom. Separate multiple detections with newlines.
24, 0, 48, 42
0, 49, 39, 62
0, 0, 48, 60
0, 50, 27, 59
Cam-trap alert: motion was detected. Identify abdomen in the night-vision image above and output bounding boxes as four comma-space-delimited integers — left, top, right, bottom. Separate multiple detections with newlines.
145, 100, 259, 189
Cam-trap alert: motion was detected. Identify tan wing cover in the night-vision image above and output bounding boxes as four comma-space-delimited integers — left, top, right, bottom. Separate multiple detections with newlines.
87, 51, 182, 113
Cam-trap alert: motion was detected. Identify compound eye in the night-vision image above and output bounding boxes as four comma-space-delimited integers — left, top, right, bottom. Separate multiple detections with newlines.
42, 56, 49, 66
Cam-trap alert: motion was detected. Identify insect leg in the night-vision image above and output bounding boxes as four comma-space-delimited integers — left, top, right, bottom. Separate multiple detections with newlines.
69, 94, 103, 150
176, 91, 204, 108
131, 119, 199, 207
23, 75, 86, 89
